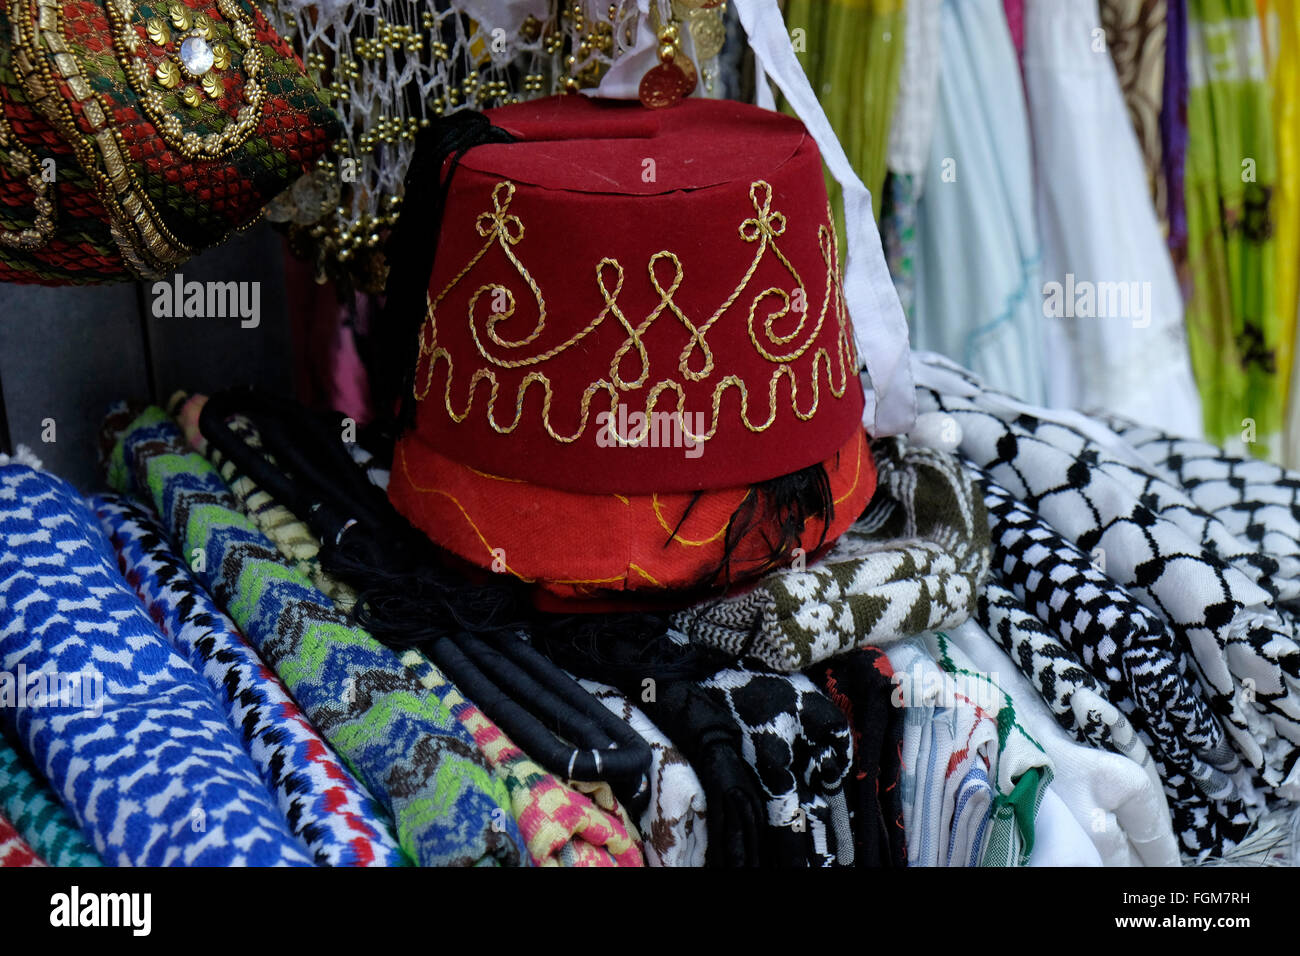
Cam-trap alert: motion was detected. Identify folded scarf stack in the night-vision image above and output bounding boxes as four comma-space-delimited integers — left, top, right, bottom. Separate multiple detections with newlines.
974, 470, 1254, 857
674, 435, 990, 670
172, 401, 645, 867
0, 464, 314, 866
917, 372, 1300, 804
93, 493, 407, 868
104, 406, 526, 867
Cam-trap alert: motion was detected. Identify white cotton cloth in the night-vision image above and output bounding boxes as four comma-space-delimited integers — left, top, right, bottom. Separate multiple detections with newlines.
1022, 0, 1202, 437
1029, 788, 1104, 867
942, 618, 1183, 866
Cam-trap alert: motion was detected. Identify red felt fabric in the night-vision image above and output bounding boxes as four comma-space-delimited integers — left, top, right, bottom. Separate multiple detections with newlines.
389, 425, 876, 605
398, 95, 866, 495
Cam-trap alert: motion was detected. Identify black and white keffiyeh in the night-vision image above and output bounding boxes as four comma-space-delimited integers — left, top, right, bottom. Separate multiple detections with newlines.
978, 473, 1248, 809
697, 667, 856, 867
977, 583, 1229, 857
916, 378, 1300, 800
1102, 417, 1300, 604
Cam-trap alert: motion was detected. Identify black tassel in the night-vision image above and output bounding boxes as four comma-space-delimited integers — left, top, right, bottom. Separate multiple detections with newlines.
373, 110, 518, 446
708, 460, 835, 589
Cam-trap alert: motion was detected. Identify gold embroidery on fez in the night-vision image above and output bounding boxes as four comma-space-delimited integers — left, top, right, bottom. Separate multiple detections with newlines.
414, 180, 854, 448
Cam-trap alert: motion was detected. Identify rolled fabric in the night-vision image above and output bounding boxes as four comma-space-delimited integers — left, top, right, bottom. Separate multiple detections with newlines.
918, 379, 1300, 799
977, 582, 1226, 859
399, 650, 644, 867
103, 406, 525, 868
577, 678, 709, 867
0, 810, 44, 867
170, 405, 645, 867
0, 737, 101, 867
886, 637, 997, 867
93, 493, 407, 868
181, 395, 642, 866
943, 614, 1182, 867
806, 647, 907, 866
674, 436, 989, 670
925, 630, 1054, 867
175, 398, 358, 611
634, 680, 766, 867
0, 465, 314, 867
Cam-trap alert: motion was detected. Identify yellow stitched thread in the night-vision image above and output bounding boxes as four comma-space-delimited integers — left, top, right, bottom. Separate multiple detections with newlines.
415, 178, 853, 448
651, 492, 739, 547
832, 433, 864, 506
106, 0, 265, 161
396, 444, 534, 582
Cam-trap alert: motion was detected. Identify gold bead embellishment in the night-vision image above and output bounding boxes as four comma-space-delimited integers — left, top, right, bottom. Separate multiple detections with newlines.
113, 0, 264, 156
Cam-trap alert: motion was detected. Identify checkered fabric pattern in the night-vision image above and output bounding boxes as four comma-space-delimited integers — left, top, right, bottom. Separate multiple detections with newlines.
0, 464, 314, 866
917, 382, 1300, 801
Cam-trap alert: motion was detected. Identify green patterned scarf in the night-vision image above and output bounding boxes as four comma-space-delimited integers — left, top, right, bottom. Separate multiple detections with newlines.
1185, 0, 1281, 455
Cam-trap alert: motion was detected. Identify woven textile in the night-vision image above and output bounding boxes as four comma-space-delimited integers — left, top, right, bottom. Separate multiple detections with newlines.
675, 436, 989, 671
0, 464, 314, 866
398, 650, 644, 868
807, 647, 907, 866
0, 736, 100, 867
173, 396, 357, 610
1184, 0, 1282, 452
918, 383, 1300, 799
977, 472, 1250, 811
94, 493, 405, 867
0, 0, 338, 281
697, 666, 856, 866
0, 810, 43, 867
886, 637, 998, 866
104, 406, 525, 867
977, 580, 1234, 858
1099, 0, 1169, 229
928, 630, 1053, 866
1104, 416, 1300, 592
947, 764, 993, 867
942, 614, 1182, 866
577, 679, 708, 867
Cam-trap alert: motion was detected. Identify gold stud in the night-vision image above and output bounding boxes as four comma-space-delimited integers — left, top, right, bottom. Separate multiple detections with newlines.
155, 58, 181, 88
211, 41, 230, 69
145, 17, 171, 46
182, 86, 203, 107
193, 11, 214, 38
169, 3, 194, 30
201, 72, 223, 98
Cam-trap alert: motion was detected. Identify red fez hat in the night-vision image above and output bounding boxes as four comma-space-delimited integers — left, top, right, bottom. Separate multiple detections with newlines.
388, 95, 876, 605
